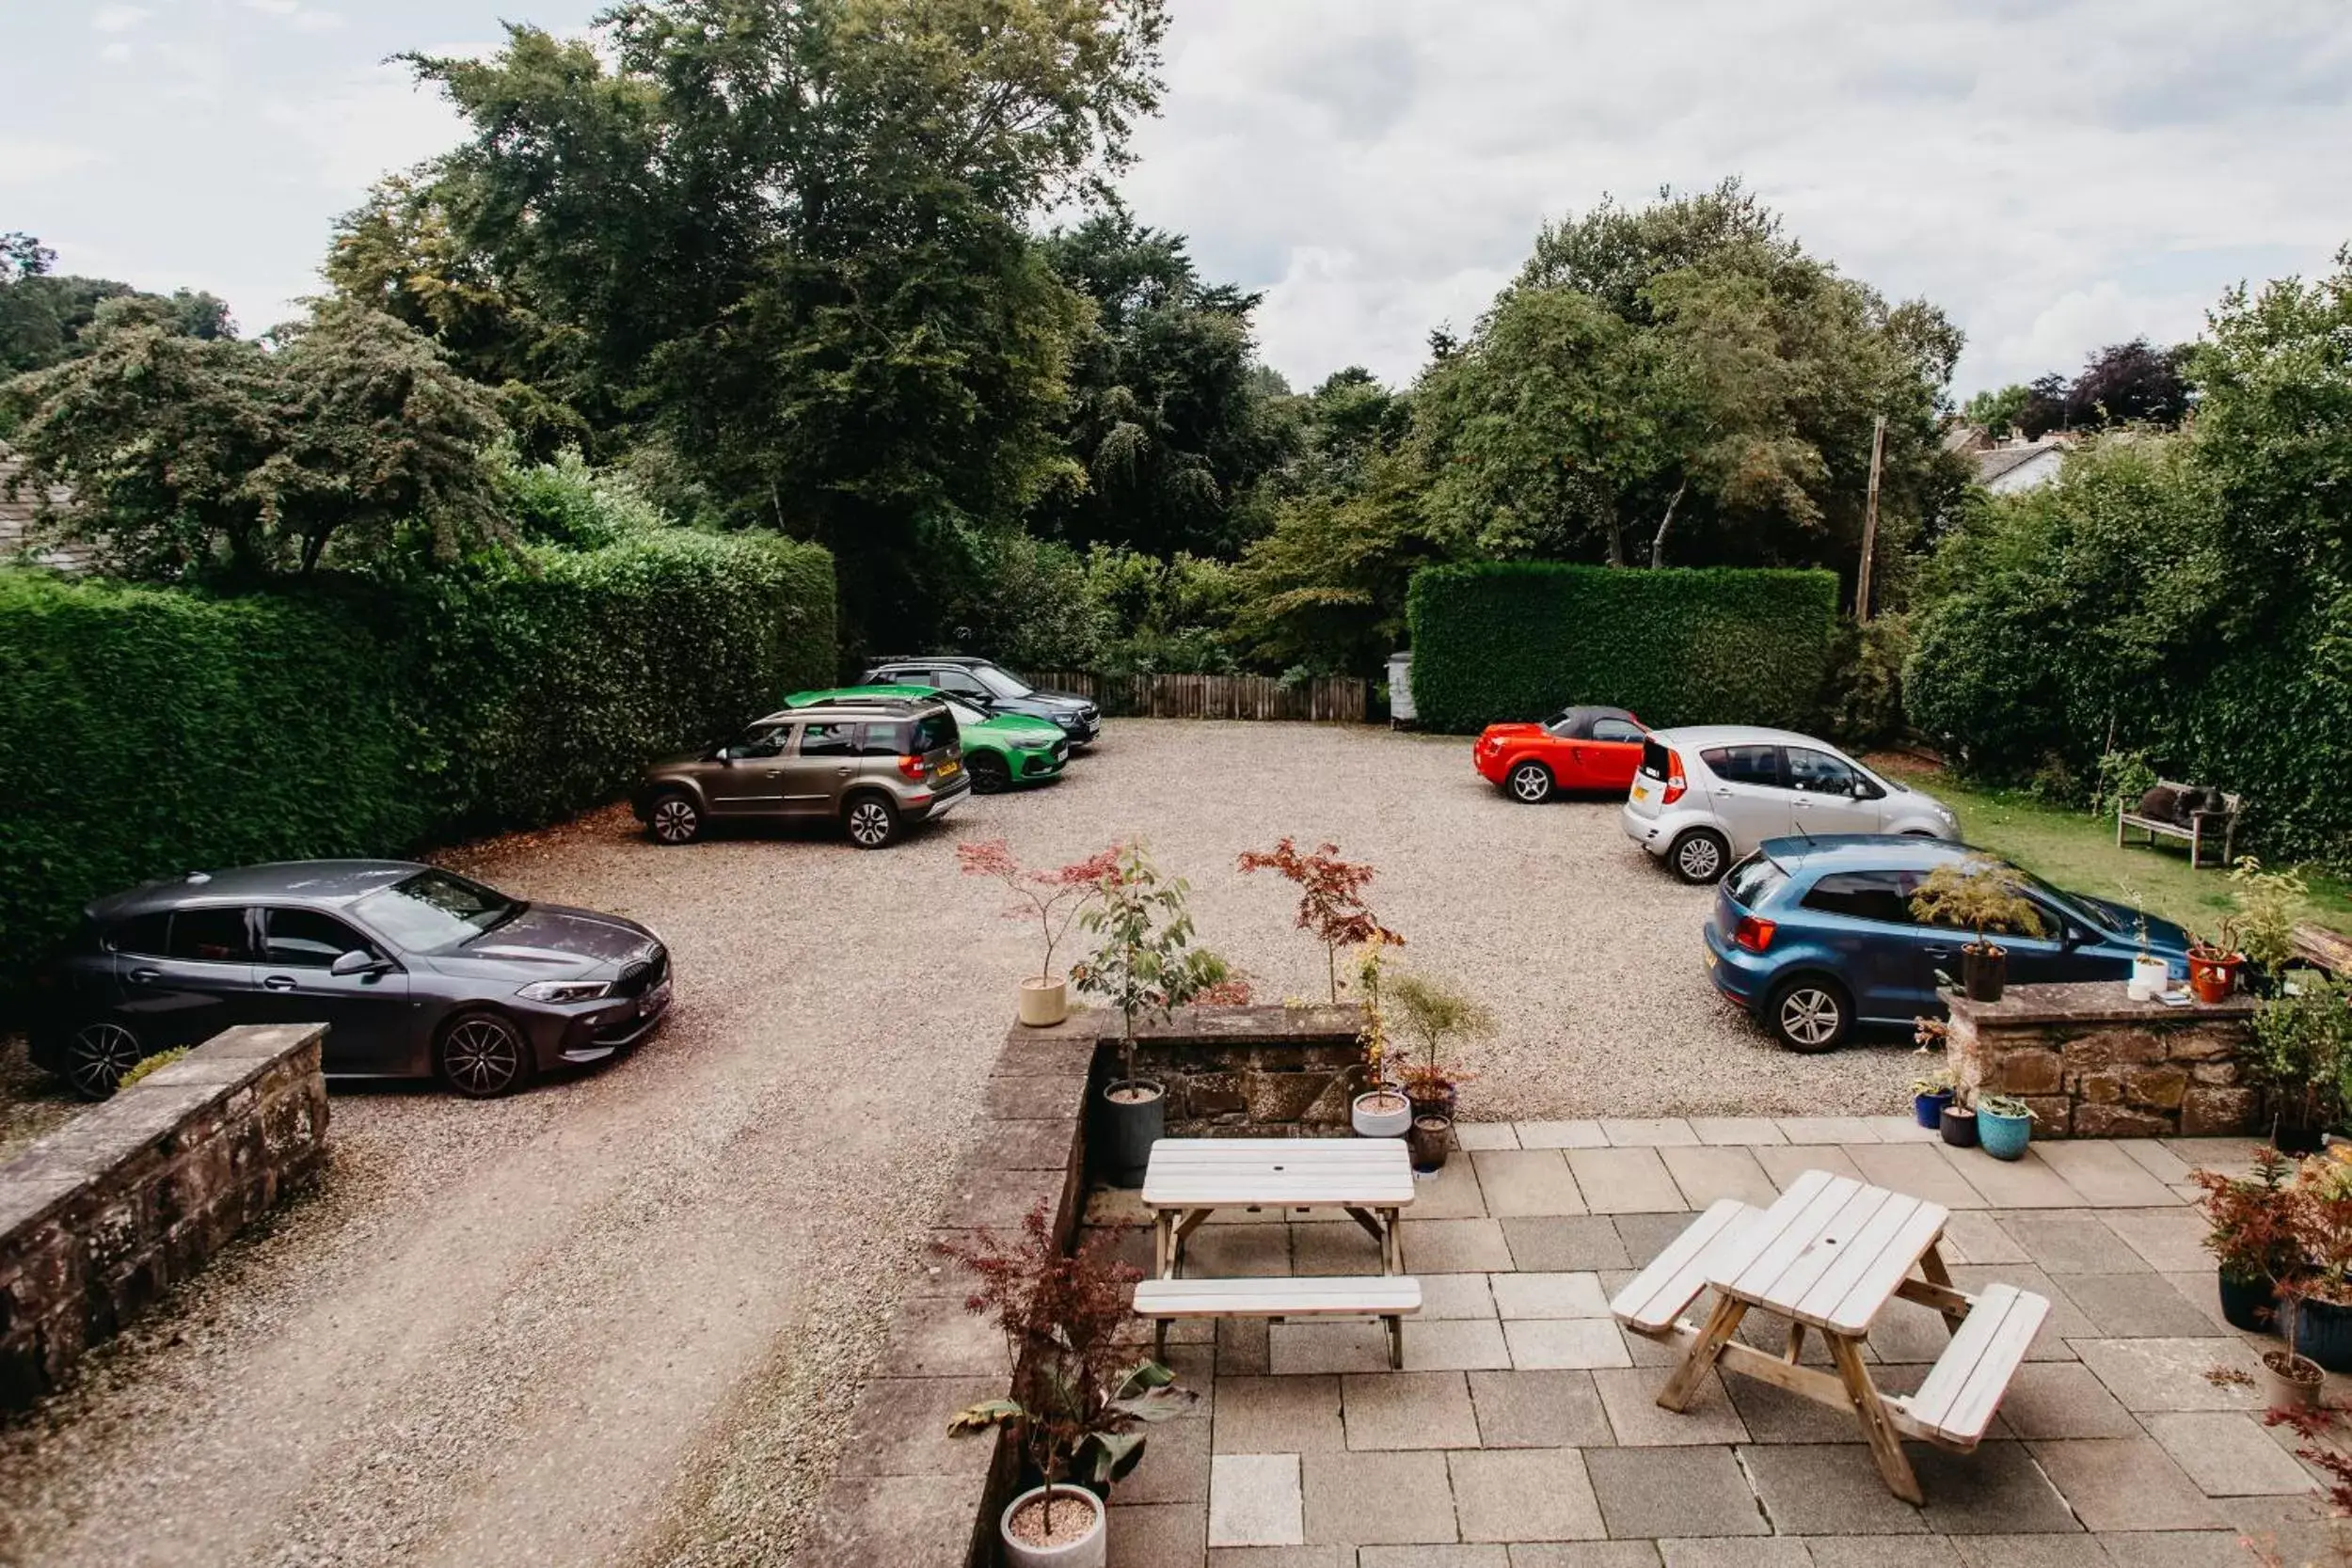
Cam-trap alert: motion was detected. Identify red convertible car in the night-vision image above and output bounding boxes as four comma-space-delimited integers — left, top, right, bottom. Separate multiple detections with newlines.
1474, 705, 1649, 802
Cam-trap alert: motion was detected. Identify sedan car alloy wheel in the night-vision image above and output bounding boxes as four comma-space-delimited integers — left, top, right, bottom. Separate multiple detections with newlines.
1673, 832, 1726, 883
1509, 763, 1553, 803
67, 1022, 144, 1101
440, 1015, 527, 1097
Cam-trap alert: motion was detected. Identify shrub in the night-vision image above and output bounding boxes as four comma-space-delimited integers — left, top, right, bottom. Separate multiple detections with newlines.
0, 529, 835, 989
117, 1046, 191, 1089
1404, 562, 1839, 733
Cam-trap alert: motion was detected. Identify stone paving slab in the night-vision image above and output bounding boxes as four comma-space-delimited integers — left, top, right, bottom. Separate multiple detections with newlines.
1088, 1133, 2317, 1566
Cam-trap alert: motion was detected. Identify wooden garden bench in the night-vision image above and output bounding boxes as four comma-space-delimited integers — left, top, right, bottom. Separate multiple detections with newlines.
2118, 779, 2241, 869
1133, 1275, 1422, 1368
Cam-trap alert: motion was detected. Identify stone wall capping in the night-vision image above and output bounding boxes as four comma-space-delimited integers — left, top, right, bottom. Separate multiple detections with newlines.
1950, 981, 2258, 1028
0, 1022, 327, 1410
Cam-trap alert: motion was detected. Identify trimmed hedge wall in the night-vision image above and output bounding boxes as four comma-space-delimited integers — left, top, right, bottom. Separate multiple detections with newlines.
1406, 562, 1840, 733
0, 532, 834, 978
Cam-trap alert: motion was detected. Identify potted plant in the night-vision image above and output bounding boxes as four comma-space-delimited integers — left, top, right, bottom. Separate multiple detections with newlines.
961, 839, 1121, 1028
2247, 974, 2352, 1155
1389, 970, 1494, 1173
1911, 1067, 1957, 1130
2188, 915, 2249, 1006
1940, 1094, 1979, 1149
2121, 892, 2172, 1001
1349, 932, 1412, 1139
1237, 837, 1403, 1003
2289, 1150, 2352, 1376
1073, 844, 1233, 1187
935, 1203, 1196, 1567
1975, 1094, 2036, 1160
2231, 857, 2311, 997
1908, 856, 2049, 1003
2191, 1148, 2296, 1333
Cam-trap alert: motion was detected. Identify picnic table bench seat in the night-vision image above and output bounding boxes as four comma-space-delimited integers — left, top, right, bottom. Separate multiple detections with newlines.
1886, 1281, 2050, 1449
1133, 1275, 1421, 1367
1611, 1198, 1761, 1337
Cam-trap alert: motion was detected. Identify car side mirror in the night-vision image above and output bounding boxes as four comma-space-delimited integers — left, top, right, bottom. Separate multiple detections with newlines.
1852, 781, 1881, 800
330, 949, 384, 977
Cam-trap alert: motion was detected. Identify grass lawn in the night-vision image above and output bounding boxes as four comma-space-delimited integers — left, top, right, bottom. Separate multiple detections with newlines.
1870, 755, 2352, 940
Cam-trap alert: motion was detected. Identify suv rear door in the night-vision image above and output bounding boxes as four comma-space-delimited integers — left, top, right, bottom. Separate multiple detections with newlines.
782, 720, 861, 814
909, 708, 964, 790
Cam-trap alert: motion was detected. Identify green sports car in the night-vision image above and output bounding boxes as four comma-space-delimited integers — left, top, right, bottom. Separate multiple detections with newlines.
783, 684, 1069, 793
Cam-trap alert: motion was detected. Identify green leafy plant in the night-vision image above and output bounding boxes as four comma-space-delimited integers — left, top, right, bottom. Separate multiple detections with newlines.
114, 1046, 191, 1090
934, 1202, 1194, 1536
1975, 1094, 2036, 1119
1236, 838, 1402, 1003
1353, 931, 1400, 1100
2248, 974, 2352, 1140
1389, 969, 1494, 1109
1073, 844, 1232, 1090
1907, 856, 2048, 955
2232, 857, 2311, 974
2092, 750, 2158, 823
1910, 1067, 1957, 1099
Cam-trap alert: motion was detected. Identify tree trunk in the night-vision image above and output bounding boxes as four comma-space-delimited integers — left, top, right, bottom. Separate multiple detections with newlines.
1649, 478, 1690, 570
1601, 500, 1625, 567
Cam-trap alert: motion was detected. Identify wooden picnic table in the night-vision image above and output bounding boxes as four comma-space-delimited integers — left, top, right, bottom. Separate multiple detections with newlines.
1139, 1137, 1415, 1278
1656, 1169, 1963, 1504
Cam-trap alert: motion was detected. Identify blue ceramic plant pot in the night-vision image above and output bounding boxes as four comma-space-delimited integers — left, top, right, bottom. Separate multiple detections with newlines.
1914, 1091, 1955, 1129
1979, 1108, 2032, 1161
2295, 1297, 2352, 1373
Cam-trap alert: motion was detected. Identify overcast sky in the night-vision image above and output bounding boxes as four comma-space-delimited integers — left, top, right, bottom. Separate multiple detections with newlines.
5, 0, 2348, 399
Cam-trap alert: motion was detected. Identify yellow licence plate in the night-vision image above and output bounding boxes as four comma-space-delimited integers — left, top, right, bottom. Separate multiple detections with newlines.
1704, 948, 1717, 970
937, 758, 961, 778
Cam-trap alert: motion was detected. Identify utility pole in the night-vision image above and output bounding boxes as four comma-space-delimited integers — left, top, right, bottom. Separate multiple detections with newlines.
1856, 414, 1886, 624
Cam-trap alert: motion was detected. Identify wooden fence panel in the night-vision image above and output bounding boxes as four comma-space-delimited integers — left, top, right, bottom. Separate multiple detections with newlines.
1028, 672, 1366, 723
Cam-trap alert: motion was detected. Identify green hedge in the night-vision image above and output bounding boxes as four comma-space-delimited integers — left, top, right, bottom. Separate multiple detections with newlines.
1406, 563, 1840, 733
0, 531, 834, 977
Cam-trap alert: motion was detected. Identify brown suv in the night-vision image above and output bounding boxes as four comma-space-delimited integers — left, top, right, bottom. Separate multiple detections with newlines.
632, 698, 969, 848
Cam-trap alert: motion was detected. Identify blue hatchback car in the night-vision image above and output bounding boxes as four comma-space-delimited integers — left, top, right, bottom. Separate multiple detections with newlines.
1705, 836, 2194, 1052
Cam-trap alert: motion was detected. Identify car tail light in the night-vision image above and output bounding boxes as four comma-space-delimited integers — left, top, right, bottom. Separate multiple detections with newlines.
1662, 750, 1688, 804
1733, 915, 1776, 954
896, 755, 926, 780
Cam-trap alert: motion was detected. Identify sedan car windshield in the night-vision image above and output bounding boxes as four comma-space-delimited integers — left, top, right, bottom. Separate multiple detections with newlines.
972, 664, 1033, 699
352, 869, 522, 954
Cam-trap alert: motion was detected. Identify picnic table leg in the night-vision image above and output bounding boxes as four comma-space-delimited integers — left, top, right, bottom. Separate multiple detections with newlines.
1384, 1207, 1405, 1275
1153, 1211, 1174, 1279
1917, 1242, 1966, 1335
1172, 1209, 1212, 1274
1829, 1333, 1923, 1505
1658, 1291, 1746, 1412
1784, 1322, 1807, 1364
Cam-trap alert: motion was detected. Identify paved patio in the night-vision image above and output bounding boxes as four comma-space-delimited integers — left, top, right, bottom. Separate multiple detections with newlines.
1082, 1118, 2344, 1567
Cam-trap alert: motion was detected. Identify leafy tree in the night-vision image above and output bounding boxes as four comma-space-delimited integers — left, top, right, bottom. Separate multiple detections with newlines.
1231, 450, 1448, 673
1963, 383, 2033, 438
395, 0, 1170, 646
2066, 338, 2192, 429
1, 299, 506, 578
0, 230, 234, 378
1032, 213, 1289, 557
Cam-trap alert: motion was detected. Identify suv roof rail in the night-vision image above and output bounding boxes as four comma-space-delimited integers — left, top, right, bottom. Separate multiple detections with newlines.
869, 653, 986, 667
794, 695, 933, 711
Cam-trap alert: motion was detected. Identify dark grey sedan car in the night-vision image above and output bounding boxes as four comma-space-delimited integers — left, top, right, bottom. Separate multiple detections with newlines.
28, 861, 672, 1101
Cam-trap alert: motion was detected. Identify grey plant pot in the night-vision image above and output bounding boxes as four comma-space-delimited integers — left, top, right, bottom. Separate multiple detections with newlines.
1099, 1078, 1167, 1188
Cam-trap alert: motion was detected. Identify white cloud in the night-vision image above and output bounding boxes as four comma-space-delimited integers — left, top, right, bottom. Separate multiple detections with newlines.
262, 61, 465, 191
1128, 0, 2352, 396
91, 6, 151, 34
0, 139, 103, 188
242, 0, 344, 34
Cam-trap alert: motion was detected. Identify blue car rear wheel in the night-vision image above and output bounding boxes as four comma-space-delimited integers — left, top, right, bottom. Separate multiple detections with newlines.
1768, 975, 1850, 1053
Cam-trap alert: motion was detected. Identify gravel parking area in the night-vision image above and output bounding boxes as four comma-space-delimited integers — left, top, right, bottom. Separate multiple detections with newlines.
0, 721, 1915, 1567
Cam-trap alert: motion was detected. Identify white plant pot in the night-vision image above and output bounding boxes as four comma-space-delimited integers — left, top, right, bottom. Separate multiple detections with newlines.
1019, 975, 1071, 1027
2128, 956, 2170, 1002
1352, 1088, 1412, 1138
999, 1484, 1106, 1568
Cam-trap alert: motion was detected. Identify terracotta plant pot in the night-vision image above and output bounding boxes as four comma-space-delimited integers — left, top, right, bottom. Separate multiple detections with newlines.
2263, 1348, 2325, 1411
2188, 951, 2244, 1005
999, 1483, 1106, 1568
1407, 1113, 1453, 1173
1019, 975, 1071, 1027
1962, 944, 2007, 1004
1352, 1088, 1412, 1139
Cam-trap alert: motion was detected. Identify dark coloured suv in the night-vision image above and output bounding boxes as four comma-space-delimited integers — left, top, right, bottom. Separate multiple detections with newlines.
632, 696, 969, 848
28, 862, 672, 1100
859, 655, 1101, 745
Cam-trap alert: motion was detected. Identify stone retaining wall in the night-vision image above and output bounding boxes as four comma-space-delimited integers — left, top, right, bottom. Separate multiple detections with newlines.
1946, 982, 2260, 1138
0, 1022, 329, 1408
1105, 1003, 1367, 1136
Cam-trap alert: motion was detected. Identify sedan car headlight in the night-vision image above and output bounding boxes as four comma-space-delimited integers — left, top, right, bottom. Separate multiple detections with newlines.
516, 979, 614, 1004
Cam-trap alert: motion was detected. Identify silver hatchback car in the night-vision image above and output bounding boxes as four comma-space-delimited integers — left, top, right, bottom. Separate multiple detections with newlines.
1619, 725, 1959, 883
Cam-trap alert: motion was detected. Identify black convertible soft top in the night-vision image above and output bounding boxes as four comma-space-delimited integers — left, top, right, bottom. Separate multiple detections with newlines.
1543, 705, 1640, 739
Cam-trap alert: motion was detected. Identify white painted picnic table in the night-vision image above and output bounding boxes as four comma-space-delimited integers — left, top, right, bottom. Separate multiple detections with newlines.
1654, 1168, 1963, 1504
1140, 1138, 1415, 1277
